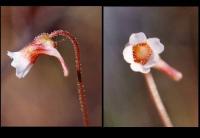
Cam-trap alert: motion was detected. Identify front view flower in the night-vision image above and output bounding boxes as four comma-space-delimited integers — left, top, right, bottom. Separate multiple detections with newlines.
7, 33, 68, 78
123, 32, 164, 73
123, 32, 182, 81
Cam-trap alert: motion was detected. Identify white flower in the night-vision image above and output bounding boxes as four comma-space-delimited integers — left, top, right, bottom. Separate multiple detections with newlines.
7, 51, 33, 78
7, 34, 68, 79
123, 32, 164, 73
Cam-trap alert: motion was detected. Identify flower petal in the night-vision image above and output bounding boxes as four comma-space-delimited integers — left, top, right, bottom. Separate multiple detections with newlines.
129, 32, 147, 45
123, 45, 134, 64
42, 48, 68, 76
144, 53, 159, 68
130, 62, 142, 71
7, 51, 33, 78
130, 62, 150, 73
16, 64, 33, 78
147, 38, 164, 54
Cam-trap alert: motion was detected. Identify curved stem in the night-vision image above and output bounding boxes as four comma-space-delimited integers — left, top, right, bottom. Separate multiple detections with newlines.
144, 73, 173, 127
49, 30, 89, 126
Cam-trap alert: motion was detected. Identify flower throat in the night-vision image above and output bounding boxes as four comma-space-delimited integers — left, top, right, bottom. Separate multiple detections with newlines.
132, 43, 152, 65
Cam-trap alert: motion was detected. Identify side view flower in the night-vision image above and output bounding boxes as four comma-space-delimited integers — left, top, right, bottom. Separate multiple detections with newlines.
7, 30, 89, 126
8, 33, 68, 78
123, 32, 182, 81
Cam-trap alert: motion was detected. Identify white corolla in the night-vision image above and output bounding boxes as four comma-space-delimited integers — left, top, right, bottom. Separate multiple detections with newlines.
123, 32, 182, 81
7, 33, 68, 79
123, 32, 164, 73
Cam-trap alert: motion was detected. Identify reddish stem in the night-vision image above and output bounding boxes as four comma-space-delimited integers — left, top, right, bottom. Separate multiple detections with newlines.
49, 30, 89, 126
154, 59, 182, 81
144, 73, 173, 127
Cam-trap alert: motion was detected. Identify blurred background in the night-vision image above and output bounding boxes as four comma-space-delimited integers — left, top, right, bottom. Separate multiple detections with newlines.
1, 6, 102, 126
104, 7, 198, 127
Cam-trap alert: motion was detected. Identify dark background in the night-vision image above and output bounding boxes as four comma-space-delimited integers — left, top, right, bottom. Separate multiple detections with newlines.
1, 6, 102, 126
104, 7, 198, 127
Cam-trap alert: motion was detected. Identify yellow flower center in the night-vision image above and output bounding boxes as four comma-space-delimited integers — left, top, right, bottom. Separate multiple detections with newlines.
132, 43, 152, 65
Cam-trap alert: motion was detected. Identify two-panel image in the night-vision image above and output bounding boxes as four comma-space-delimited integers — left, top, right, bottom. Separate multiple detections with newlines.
1, 6, 198, 127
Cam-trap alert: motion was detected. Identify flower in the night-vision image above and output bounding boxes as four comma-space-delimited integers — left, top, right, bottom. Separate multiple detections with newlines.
123, 32, 164, 73
123, 32, 182, 81
7, 33, 68, 79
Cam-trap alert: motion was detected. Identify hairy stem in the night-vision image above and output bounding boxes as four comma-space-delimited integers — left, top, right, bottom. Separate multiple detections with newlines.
49, 30, 89, 126
144, 73, 173, 127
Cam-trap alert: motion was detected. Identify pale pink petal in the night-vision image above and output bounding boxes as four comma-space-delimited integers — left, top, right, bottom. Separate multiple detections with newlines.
129, 32, 147, 45
130, 62, 150, 73
147, 38, 164, 54
16, 64, 33, 78
42, 48, 68, 76
144, 53, 160, 68
123, 45, 134, 64
7, 51, 33, 79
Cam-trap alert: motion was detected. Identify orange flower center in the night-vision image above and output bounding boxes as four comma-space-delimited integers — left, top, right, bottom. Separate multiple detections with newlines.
132, 43, 152, 65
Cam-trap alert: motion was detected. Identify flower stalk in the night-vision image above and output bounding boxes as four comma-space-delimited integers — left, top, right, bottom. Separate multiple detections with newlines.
144, 73, 173, 127
49, 30, 89, 126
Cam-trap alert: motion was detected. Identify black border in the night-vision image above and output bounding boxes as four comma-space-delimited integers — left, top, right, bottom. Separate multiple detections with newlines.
0, 0, 102, 6
0, 0, 199, 6
0, 0, 199, 128
103, 0, 199, 6
101, 6, 104, 128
